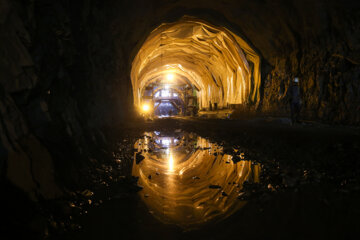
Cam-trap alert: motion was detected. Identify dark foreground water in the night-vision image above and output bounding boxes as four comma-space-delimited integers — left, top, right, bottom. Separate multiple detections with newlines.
132, 130, 260, 229
51, 119, 360, 240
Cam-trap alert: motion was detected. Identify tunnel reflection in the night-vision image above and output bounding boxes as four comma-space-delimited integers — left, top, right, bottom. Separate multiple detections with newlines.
132, 131, 261, 228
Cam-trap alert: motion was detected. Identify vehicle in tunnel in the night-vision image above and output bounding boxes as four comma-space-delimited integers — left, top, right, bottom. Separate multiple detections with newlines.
139, 73, 199, 117
155, 101, 179, 117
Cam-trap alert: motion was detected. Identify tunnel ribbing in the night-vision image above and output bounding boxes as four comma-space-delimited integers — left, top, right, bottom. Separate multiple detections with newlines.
131, 17, 261, 110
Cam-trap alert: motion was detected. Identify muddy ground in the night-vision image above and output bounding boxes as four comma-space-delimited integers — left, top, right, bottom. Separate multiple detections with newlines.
4, 117, 360, 240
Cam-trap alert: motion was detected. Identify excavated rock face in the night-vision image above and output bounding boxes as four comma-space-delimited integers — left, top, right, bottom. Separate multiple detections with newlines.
0, 0, 359, 198
131, 17, 261, 110
0, 0, 116, 199
254, 1, 360, 124
121, 0, 360, 123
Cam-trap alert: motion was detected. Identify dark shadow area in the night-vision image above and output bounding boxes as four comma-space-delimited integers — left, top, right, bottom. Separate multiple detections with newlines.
51, 118, 360, 240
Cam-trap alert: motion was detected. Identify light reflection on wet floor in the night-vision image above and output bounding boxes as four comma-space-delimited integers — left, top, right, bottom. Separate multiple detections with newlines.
132, 130, 260, 229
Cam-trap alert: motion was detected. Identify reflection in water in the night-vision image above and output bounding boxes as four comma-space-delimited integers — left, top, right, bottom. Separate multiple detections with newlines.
132, 131, 261, 228
168, 153, 174, 172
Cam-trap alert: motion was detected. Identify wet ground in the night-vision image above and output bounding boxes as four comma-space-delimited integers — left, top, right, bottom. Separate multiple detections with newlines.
132, 130, 260, 229
47, 117, 360, 240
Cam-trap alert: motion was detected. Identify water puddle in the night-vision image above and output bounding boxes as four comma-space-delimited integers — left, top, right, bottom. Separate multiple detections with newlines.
132, 130, 261, 229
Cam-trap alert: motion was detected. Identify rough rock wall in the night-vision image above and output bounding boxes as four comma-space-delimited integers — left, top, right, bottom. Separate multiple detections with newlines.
0, 0, 61, 199
256, 0, 360, 124
1, 0, 359, 199
107, 0, 360, 124
0, 0, 119, 199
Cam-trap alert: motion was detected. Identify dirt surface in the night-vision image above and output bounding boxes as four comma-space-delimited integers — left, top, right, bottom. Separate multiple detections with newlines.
50, 117, 360, 240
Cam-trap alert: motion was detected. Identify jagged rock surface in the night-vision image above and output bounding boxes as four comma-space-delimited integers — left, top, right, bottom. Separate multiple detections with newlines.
0, 0, 359, 200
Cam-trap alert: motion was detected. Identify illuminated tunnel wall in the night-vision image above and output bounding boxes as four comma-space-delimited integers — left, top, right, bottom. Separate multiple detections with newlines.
131, 16, 261, 111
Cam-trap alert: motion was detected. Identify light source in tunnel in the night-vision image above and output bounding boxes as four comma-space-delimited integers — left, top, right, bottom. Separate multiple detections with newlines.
161, 88, 170, 97
168, 153, 174, 173
162, 138, 171, 146
166, 73, 174, 81
142, 103, 150, 112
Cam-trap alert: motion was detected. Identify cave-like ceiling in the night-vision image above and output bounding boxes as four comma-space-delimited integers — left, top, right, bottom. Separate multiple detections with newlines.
131, 17, 261, 110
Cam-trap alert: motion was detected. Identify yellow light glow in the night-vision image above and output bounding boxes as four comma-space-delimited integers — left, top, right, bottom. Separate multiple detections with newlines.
169, 153, 174, 172
166, 73, 174, 81
131, 18, 262, 110
142, 104, 150, 112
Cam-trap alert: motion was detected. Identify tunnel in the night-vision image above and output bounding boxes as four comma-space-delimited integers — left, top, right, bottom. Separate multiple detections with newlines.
1, 0, 360, 239
131, 17, 261, 116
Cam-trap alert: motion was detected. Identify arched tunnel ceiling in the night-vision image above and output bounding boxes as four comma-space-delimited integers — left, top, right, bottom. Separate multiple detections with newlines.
131, 17, 261, 109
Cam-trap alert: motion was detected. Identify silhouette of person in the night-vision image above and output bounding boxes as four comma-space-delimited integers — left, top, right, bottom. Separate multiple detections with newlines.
286, 77, 302, 125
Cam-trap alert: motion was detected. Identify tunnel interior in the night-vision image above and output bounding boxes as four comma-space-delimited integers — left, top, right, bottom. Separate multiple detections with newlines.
1, 0, 360, 239
131, 17, 261, 116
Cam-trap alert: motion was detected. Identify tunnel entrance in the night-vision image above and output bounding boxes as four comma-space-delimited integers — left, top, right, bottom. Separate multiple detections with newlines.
131, 16, 261, 118
143, 79, 198, 117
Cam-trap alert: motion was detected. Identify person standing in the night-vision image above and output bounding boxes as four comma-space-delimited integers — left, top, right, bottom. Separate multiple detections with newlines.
286, 77, 302, 125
